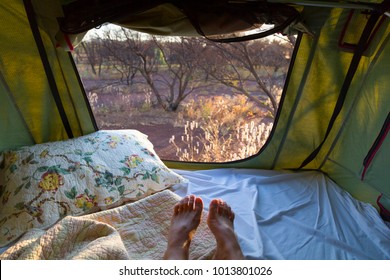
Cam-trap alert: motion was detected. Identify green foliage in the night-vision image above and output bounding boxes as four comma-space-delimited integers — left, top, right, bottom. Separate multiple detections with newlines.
65, 187, 77, 200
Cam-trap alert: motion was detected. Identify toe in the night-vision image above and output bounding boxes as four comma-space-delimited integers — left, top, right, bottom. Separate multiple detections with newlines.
209, 199, 219, 216
180, 196, 190, 212
217, 200, 225, 215
221, 201, 228, 216
188, 194, 196, 210
226, 205, 235, 221
194, 197, 203, 212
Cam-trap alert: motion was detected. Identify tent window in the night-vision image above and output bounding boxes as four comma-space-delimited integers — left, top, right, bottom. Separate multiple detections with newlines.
72, 24, 295, 162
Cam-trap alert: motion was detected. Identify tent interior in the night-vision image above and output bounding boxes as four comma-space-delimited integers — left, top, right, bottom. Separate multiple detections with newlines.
0, 0, 389, 259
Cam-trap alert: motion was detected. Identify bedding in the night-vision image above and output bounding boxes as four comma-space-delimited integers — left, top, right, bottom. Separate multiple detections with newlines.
0, 190, 216, 259
0, 130, 186, 247
1, 129, 389, 260
171, 168, 390, 260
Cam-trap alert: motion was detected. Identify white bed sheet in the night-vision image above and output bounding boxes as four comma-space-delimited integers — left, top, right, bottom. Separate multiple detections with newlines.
171, 168, 390, 260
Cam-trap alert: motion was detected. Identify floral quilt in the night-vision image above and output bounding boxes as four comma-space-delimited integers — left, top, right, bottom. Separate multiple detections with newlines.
0, 190, 216, 260
0, 130, 187, 247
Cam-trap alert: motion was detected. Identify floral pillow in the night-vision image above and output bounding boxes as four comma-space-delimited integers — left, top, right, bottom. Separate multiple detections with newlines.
0, 130, 187, 247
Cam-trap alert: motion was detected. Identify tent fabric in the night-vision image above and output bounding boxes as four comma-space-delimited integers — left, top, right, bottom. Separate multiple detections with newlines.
266, 7, 390, 204
57, 0, 303, 41
0, 0, 96, 152
0, 0, 389, 210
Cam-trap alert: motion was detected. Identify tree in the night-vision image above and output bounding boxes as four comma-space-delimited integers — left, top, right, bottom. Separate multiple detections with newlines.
79, 39, 104, 77
150, 37, 208, 111
98, 28, 209, 111
99, 28, 141, 86
203, 39, 293, 118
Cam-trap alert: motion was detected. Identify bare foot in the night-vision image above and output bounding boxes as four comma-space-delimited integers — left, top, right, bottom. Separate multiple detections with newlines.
207, 199, 244, 260
163, 195, 203, 259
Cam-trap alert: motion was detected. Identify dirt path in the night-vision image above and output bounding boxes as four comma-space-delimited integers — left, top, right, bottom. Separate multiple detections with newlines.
130, 124, 183, 160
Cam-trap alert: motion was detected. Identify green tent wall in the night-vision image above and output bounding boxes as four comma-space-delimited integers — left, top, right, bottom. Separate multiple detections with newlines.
0, 0, 97, 149
0, 0, 389, 212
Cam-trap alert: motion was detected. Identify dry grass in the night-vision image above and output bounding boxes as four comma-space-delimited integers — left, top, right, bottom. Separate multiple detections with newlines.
169, 96, 273, 162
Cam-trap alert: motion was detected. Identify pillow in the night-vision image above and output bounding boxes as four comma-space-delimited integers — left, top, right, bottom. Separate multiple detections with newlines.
0, 130, 187, 247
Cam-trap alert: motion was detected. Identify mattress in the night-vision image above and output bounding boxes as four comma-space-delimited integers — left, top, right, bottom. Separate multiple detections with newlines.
171, 168, 390, 260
